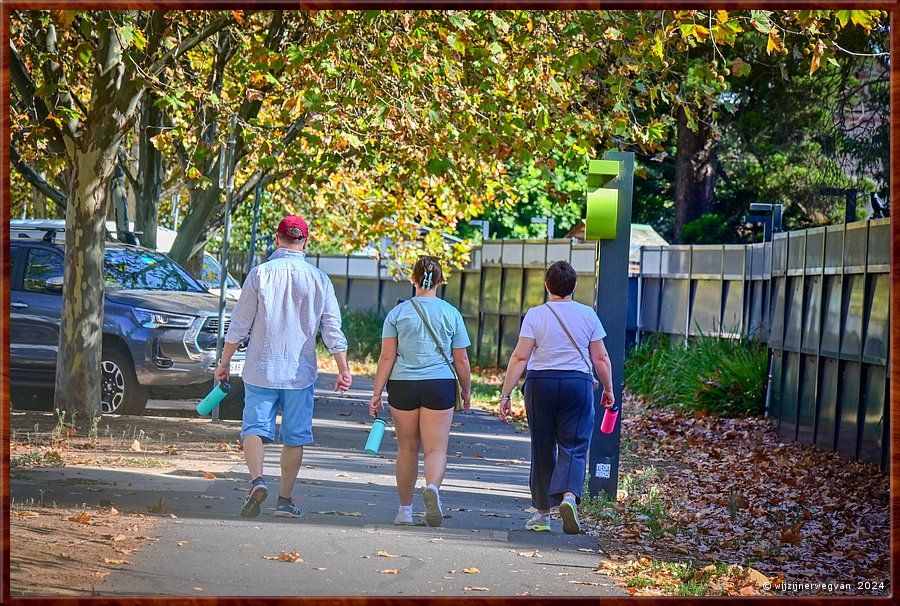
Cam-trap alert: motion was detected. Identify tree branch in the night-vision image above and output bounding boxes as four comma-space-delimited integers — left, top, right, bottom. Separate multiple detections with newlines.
9, 40, 66, 153
148, 12, 235, 78
35, 16, 81, 142
10, 144, 68, 207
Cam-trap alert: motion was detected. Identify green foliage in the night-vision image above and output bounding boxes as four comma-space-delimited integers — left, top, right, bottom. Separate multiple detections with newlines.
463, 153, 587, 240
625, 333, 767, 417
681, 213, 744, 245
317, 308, 387, 363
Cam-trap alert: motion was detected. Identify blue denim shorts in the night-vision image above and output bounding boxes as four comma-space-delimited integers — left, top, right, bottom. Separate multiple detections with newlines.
241, 382, 315, 446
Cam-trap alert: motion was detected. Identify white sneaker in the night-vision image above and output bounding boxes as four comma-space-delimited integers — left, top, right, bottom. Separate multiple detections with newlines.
393, 507, 413, 526
423, 485, 443, 527
525, 513, 550, 531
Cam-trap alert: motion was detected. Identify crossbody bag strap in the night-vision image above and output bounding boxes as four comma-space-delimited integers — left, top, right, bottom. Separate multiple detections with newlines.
409, 298, 458, 380
544, 303, 595, 377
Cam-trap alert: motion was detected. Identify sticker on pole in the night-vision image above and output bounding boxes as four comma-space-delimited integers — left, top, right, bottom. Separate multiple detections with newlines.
585, 159, 621, 240
595, 463, 611, 479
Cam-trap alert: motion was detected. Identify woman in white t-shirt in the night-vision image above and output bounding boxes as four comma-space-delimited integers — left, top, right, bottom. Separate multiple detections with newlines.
498, 260, 615, 534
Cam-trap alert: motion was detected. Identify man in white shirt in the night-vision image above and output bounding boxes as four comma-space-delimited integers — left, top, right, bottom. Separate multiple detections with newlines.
216, 215, 352, 518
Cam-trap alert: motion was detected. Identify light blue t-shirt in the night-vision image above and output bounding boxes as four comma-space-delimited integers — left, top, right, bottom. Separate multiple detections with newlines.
382, 297, 471, 381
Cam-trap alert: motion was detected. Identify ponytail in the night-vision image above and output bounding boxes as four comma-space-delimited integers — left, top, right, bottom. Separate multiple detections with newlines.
412, 256, 444, 290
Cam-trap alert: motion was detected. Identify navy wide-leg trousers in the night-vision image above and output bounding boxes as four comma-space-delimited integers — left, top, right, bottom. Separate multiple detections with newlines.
523, 369, 595, 510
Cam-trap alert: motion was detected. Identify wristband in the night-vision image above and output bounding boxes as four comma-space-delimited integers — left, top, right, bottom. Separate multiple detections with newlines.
499, 395, 511, 401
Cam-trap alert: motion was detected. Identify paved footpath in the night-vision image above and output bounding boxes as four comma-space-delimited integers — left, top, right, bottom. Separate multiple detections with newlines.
13, 374, 625, 597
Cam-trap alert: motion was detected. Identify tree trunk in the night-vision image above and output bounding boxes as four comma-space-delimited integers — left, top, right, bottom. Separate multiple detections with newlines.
31, 179, 48, 219
136, 94, 163, 249
55, 142, 120, 426
673, 105, 719, 242
168, 174, 223, 266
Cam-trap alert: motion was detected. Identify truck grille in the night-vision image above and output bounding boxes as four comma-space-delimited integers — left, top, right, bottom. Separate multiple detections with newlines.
204, 317, 230, 333
198, 316, 231, 350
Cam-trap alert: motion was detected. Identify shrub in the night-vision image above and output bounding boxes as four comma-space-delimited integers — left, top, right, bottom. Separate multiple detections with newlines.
625, 332, 767, 417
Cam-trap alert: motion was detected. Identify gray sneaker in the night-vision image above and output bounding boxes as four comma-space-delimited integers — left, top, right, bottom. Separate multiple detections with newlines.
274, 498, 302, 518
240, 483, 268, 518
559, 497, 581, 534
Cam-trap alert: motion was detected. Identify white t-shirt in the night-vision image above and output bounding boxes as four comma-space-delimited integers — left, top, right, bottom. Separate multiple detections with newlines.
519, 301, 607, 372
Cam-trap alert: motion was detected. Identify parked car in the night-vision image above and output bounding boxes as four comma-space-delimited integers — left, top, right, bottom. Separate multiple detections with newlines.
9, 227, 246, 415
11, 220, 243, 299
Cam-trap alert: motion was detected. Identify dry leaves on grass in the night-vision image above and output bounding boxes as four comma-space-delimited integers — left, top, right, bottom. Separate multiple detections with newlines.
582, 394, 890, 596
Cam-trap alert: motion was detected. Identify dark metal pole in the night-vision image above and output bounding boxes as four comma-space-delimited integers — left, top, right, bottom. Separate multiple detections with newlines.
248, 182, 263, 275
588, 151, 633, 500
213, 115, 238, 423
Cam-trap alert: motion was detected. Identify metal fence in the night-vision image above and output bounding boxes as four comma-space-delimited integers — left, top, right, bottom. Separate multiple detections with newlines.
232, 239, 601, 368
226, 218, 889, 467
636, 218, 891, 469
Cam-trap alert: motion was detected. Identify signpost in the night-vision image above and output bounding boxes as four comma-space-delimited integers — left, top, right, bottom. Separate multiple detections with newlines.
584, 151, 634, 499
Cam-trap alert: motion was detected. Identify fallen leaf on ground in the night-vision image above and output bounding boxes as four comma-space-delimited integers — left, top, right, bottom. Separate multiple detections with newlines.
263, 551, 304, 563
103, 534, 127, 543
464, 586, 489, 591
464, 567, 480, 574
377, 551, 399, 558
14, 511, 39, 517
130, 440, 141, 452
518, 551, 542, 558
482, 512, 511, 518
104, 559, 130, 565
176, 541, 188, 547
67, 512, 91, 524
570, 581, 601, 586
379, 569, 399, 574
201, 472, 217, 479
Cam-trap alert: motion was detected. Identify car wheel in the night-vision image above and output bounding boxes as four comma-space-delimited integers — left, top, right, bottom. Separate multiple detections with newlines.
101, 348, 149, 415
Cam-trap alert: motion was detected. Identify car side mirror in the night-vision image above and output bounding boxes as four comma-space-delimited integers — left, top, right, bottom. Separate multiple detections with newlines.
45, 276, 64, 293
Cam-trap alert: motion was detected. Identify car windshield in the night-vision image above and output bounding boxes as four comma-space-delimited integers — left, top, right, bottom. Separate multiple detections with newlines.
199, 255, 241, 290
104, 248, 206, 292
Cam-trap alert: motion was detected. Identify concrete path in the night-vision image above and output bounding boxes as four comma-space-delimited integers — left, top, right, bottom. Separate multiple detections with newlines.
11, 374, 625, 597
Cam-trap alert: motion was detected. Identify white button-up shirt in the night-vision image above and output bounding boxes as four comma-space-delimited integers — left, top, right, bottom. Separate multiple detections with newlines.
224, 248, 347, 389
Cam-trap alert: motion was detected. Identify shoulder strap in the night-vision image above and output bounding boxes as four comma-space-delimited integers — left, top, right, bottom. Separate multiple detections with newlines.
409, 299, 457, 379
544, 303, 594, 376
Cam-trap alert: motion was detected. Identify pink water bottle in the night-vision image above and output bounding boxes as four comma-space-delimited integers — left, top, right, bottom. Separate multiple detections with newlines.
600, 404, 620, 434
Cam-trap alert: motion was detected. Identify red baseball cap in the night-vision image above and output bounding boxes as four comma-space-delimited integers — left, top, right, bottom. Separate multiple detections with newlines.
277, 215, 309, 240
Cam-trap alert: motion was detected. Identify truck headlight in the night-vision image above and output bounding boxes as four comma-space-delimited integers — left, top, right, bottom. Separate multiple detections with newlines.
133, 308, 196, 329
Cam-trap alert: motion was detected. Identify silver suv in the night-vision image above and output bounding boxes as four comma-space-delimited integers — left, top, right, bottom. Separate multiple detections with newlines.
9, 228, 246, 415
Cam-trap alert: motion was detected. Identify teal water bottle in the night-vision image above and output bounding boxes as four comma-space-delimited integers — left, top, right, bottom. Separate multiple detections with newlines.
196, 382, 230, 416
364, 417, 387, 455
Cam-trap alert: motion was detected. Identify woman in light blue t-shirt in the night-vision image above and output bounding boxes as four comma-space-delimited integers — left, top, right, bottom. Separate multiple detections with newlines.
369, 256, 471, 527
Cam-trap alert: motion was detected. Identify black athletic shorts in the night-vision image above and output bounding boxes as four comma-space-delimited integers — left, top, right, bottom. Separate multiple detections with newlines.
387, 379, 456, 411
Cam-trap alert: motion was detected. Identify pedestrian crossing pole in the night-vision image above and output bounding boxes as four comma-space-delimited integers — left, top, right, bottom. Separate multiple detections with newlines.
583, 151, 634, 500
